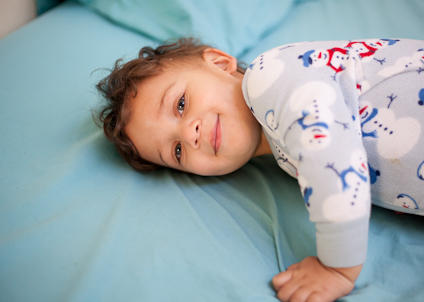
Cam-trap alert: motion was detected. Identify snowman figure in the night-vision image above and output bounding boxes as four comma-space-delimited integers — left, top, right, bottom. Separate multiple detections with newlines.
393, 193, 422, 210
287, 82, 336, 150
378, 48, 424, 77
274, 143, 298, 178
264, 109, 284, 143
345, 41, 378, 61
265, 109, 279, 132
365, 38, 400, 50
359, 101, 421, 159
298, 47, 349, 73
320, 150, 370, 222
246, 47, 286, 99
345, 41, 377, 61
345, 39, 399, 62
298, 111, 332, 150
325, 151, 368, 191
264, 109, 299, 177
359, 103, 379, 138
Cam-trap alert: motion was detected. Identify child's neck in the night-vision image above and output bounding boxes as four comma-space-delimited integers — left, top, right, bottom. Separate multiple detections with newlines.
253, 131, 272, 157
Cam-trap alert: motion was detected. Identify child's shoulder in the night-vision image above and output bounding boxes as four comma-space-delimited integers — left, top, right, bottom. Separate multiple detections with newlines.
242, 41, 343, 101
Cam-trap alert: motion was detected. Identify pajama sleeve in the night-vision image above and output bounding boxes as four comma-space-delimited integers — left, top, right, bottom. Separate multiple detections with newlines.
282, 81, 371, 268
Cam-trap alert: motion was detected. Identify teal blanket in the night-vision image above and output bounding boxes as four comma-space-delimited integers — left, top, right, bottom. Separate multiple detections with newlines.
1, 1, 423, 301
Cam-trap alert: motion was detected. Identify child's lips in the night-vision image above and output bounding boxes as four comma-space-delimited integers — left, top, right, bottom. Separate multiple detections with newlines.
210, 115, 221, 154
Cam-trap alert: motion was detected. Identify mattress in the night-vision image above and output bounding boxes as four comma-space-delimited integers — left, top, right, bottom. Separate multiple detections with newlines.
1, 1, 423, 301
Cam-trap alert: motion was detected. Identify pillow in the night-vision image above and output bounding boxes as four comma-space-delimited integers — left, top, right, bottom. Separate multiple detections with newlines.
36, 0, 64, 15
75, 0, 295, 56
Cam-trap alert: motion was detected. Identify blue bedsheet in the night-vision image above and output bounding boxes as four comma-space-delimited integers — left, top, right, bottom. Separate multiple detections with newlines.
1, 1, 423, 301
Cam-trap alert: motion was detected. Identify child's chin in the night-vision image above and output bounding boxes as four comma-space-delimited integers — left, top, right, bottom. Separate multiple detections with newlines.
199, 166, 239, 177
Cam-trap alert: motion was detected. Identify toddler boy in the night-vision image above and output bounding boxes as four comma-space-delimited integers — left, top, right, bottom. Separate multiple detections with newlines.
96, 38, 424, 302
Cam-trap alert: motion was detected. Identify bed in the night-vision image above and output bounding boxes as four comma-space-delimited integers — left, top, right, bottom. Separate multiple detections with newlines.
1, 0, 423, 301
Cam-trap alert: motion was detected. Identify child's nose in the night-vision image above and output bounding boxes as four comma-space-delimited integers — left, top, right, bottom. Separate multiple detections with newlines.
183, 119, 201, 149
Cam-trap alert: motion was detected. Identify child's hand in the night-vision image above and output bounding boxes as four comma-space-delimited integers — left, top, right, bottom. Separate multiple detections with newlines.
272, 256, 362, 302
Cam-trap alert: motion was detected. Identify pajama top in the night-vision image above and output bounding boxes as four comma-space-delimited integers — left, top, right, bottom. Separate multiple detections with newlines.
242, 39, 424, 267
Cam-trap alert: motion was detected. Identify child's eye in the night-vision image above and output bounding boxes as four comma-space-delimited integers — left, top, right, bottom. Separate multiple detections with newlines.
175, 143, 182, 163
176, 94, 185, 116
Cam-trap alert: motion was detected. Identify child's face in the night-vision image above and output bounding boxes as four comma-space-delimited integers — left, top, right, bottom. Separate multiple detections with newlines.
125, 49, 264, 176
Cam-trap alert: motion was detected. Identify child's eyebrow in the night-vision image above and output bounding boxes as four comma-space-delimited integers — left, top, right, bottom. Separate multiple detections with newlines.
157, 81, 176, 118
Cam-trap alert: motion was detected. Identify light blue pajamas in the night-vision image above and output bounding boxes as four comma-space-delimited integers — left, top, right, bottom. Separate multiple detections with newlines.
242, 39, 424, 267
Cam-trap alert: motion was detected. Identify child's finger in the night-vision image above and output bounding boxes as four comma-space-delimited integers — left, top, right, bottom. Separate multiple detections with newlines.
276, 277, 302, 302
306, 291, 326, 302
272, 270, 293, 291
290, 286, 314, 302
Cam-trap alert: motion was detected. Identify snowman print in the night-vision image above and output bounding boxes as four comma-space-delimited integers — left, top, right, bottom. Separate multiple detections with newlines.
359, 102, 421, 159
393, 193, 422, 210
321, 150, 370, 222
246, 47, 285, 100
378, 48, 424, 78
274, 143, 298, 179
287, 81, 336, 150
298, 47, 349, 73
265, 109, 279, 132
345, 39, 399, 62
345, 41, 377, 61
297, 174, 313, 208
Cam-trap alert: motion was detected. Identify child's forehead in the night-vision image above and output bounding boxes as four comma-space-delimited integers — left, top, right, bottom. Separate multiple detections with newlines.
131, 64, 184, 101
142, 60, 209, 88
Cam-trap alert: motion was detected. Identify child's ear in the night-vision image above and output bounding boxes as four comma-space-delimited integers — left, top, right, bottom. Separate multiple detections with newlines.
202, 48, 238, 73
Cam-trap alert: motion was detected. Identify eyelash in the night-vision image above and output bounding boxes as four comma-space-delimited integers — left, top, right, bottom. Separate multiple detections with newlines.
174, 93, 186, 163
176, 94, 185, 116
175, 143, 182, 163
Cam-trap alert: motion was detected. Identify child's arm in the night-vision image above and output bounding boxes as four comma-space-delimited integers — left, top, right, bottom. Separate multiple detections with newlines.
242, 42, 372, 301
277, 80, 370, 301
272, 257, 362, 302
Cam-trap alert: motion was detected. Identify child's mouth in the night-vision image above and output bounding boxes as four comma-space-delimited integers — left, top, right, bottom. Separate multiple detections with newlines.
211, 115, 221, 154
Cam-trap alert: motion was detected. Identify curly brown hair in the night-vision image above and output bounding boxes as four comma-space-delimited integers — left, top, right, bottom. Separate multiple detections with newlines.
95, 38, 246, 172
